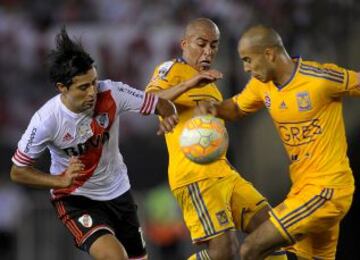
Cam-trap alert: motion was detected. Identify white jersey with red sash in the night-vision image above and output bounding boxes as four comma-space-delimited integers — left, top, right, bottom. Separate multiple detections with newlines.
12, 80, 158, 200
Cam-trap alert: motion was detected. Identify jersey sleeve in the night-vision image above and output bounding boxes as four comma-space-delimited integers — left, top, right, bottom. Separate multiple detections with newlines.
111, 81, 159, 115
320, 63, 360, 97
12, 113, 51, 167
346, 71, 360, 97
232, 79, 264, 113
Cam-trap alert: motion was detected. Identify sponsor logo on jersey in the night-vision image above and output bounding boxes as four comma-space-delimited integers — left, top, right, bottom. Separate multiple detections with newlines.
63, 132, 110, 156
78, 214, 93, 228
296, 91, 312, 111
24, 128, 37, 153
116, 85, 143, 98
264, 92, 271, 108
95, 113, 109, 128
215, 210, 229, 226
277, 118, 322, 146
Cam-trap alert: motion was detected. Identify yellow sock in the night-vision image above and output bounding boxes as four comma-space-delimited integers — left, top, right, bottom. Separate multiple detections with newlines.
265, 250, 288, 260
188, 249, 211, 260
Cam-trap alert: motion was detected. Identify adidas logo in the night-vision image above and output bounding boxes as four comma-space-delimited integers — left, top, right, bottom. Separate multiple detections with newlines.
279, 101, 287, 110
62, 132, 74, 142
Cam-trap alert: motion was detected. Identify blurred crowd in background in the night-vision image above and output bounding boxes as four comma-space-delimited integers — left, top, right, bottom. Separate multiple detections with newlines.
1, 0, 360, 259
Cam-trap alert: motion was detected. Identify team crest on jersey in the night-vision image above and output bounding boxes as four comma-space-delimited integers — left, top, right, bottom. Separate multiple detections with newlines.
215, 210, 229, 226
78, 214, 93, 228
62, 132, 74, 142
296, 91, 312, 111
264, 92, 271, 108
95, 113, 109, 128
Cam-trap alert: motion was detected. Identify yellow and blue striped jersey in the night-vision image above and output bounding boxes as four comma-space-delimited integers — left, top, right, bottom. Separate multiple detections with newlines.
146, 58, 234, 190
233, 58, 359, 189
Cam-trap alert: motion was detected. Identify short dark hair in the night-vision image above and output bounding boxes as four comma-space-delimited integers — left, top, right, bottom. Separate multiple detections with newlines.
48, 27, 94, 87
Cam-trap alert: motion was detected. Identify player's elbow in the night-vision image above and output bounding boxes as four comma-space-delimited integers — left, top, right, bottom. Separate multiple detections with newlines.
229, 107, 247, 121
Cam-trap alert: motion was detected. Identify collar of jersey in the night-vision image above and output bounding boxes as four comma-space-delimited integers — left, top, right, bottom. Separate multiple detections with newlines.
275, 56, 301, 91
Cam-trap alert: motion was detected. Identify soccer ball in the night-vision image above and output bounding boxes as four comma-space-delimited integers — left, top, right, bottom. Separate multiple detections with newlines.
179, 115, 228, 164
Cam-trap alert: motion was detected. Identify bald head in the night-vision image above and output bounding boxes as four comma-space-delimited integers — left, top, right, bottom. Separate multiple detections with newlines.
184, 18, 220, 39
237, 25, 294, 84
181, 18, 220, 71
239, 25, 284, 51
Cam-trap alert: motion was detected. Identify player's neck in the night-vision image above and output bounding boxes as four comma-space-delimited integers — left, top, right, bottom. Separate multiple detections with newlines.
60, 94, 81, 114
274, 57, 296, 86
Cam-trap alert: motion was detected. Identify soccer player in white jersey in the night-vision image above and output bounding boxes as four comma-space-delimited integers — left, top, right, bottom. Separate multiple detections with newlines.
10, 28, 178, 260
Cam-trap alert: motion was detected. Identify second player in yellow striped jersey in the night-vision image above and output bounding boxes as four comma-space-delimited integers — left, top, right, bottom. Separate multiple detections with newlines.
234, 57, 359, 189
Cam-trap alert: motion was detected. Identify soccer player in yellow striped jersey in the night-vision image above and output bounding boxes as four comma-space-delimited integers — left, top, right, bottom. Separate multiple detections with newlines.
146, 18, 287, 260
198, 25, 360, 260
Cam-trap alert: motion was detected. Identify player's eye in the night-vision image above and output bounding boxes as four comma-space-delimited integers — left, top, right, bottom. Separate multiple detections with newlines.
78, 85, 89, 91
243, 57, 251, 63
211, 43, 218, 49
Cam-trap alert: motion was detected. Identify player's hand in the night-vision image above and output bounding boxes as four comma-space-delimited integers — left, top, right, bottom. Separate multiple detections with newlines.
194, 101, 218, 116
157, 114, 179, 135
185, 69, 223, 89
59, 156, 85, 188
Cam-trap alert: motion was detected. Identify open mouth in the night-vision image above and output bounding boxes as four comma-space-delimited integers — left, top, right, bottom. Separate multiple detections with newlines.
200, 60, 211, 65
199, 60, 211, 69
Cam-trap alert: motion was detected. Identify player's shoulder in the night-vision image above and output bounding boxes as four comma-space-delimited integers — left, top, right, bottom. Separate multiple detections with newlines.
300, 59, 345, 75
35, 95, 59, 119
98, 79, 133, 92
30, 95, 60, 131
299, 59, 346, 83
155, 57, 189, 78
98, 79, 115, 92
246, 77, 266, 89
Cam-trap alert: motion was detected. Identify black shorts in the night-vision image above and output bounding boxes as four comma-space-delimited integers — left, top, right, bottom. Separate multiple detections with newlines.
51, 190, 146, 257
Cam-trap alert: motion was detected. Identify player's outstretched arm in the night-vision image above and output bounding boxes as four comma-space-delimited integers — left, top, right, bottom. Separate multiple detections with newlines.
10, 156, 85, 189
196, 98, 247, 121
155, 98, 179, 135
148, 69, 223, 101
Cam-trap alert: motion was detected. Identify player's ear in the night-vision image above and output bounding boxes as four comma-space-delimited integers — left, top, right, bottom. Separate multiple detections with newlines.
57, 82, 68, 93
180, 38, 187, 51
264, 47, 276, 62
